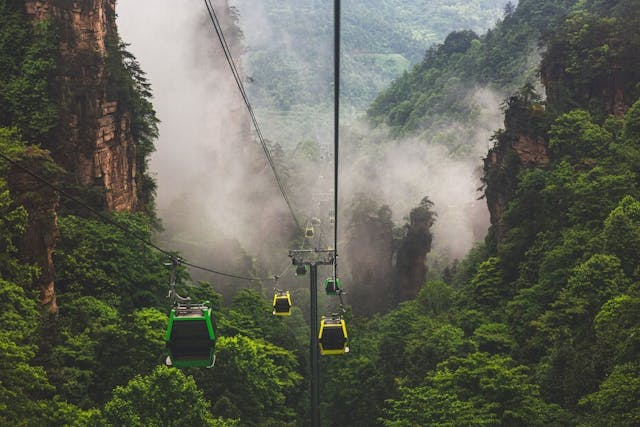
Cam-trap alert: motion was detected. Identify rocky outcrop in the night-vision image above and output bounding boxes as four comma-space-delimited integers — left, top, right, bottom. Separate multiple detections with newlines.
8, 148, 60, 314
394, 199, 435, 302
483, 90, 549, 242
512, 134, 549, 167
25, 0, 138, 212
344, 204, 395, 316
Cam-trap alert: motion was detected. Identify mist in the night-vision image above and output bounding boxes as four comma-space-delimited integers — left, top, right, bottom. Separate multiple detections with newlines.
117, 0, 294, 286
116, 1, 502, 290
341, 87, 501, 262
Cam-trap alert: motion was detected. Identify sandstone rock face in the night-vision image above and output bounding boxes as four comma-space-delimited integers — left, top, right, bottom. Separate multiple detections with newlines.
18, 0, 138, 313
513, 134, 549, 167
395, 204, 434, 302
8, 149, 60, 314
483, 127, 549, 243
26, 0, 138, 212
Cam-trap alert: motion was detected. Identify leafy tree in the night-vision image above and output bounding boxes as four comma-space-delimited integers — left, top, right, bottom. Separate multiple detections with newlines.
0, 176, 35, 285
548, 110, 612, 160
472, 322, 515, 354
54, 213, 167, 312
0, 4, 57, 144
198, 335, 302, 426
417, 279, 454, 316
383, 385, 491, 426
593, 294, 640, 368
0, 279, 53, 425
383, 352, 568, 426
470, 257, 507, 312
602, 196, 640, 275
579, 362, 640, 426
47, 296, 168, 407
99, 366, 220, 427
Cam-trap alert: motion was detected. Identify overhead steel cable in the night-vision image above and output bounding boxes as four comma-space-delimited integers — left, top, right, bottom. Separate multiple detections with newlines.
0, 151, 264, 282
333, 0, 341, 280
203, 0, 302, 231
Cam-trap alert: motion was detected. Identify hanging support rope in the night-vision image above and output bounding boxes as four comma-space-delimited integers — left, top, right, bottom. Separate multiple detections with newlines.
0, 151, 274, 282
203, 0, 302, 232
165, 258, 191, 304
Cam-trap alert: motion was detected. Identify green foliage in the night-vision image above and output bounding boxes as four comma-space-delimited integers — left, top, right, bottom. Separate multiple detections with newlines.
0, 176, 35, 285
54, 213, 167, 311
219, 289, 299, 349
593, 294, 640, 368
46, 296, 168, 408
0, 5, 58, 144
3, 0, 640, 425
579, 362, 640, 426
417, 279, 454, 315
383, 352, 568, 426
0, 279, 54, 426
243, 0, 510, 111
369, 0, 577, 137
549, 110, 612, 160
541, 1, 640, 118
470, 257, 508, 312
602, 196, 640, 275
202, 335, 302, 426
472, 322, 515, 354
100, 366, 219, 427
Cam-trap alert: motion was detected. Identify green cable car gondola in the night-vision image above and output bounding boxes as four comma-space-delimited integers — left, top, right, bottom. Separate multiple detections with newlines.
325, 277, 341, 295
305, 226, 314, 238
318, 316, 349, 355
295, 265, 307, 276
165, 301, 216, 368
273, 290, 292, 316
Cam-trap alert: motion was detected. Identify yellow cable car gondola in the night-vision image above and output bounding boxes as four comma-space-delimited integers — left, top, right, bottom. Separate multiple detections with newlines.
273, 290, 292, 316
318, 316, 349, 355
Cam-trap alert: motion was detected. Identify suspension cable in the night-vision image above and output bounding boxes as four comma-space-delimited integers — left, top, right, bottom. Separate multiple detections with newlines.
203, 0, 302, 231
0, 151, 265, 282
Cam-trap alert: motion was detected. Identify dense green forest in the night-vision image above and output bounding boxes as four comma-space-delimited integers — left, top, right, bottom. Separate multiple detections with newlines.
2, 0, 640, 425
368, 0, 578, 152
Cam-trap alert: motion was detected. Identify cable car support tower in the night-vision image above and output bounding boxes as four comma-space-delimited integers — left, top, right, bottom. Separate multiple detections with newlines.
288, 1, 341, 426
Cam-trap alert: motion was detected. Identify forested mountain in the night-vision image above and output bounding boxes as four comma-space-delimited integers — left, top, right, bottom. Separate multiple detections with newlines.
2, 0, 640, 425
235, 0, 512, 110
368, 0, 578, 149
233, 0, 512, 145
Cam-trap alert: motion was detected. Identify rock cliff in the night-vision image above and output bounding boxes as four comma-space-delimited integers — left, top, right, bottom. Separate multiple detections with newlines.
394, 198, 435, 302
483, 88, 549, 243
8, 148, 60, 314
26, 0, 138, 212
17, 0, 140, 313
